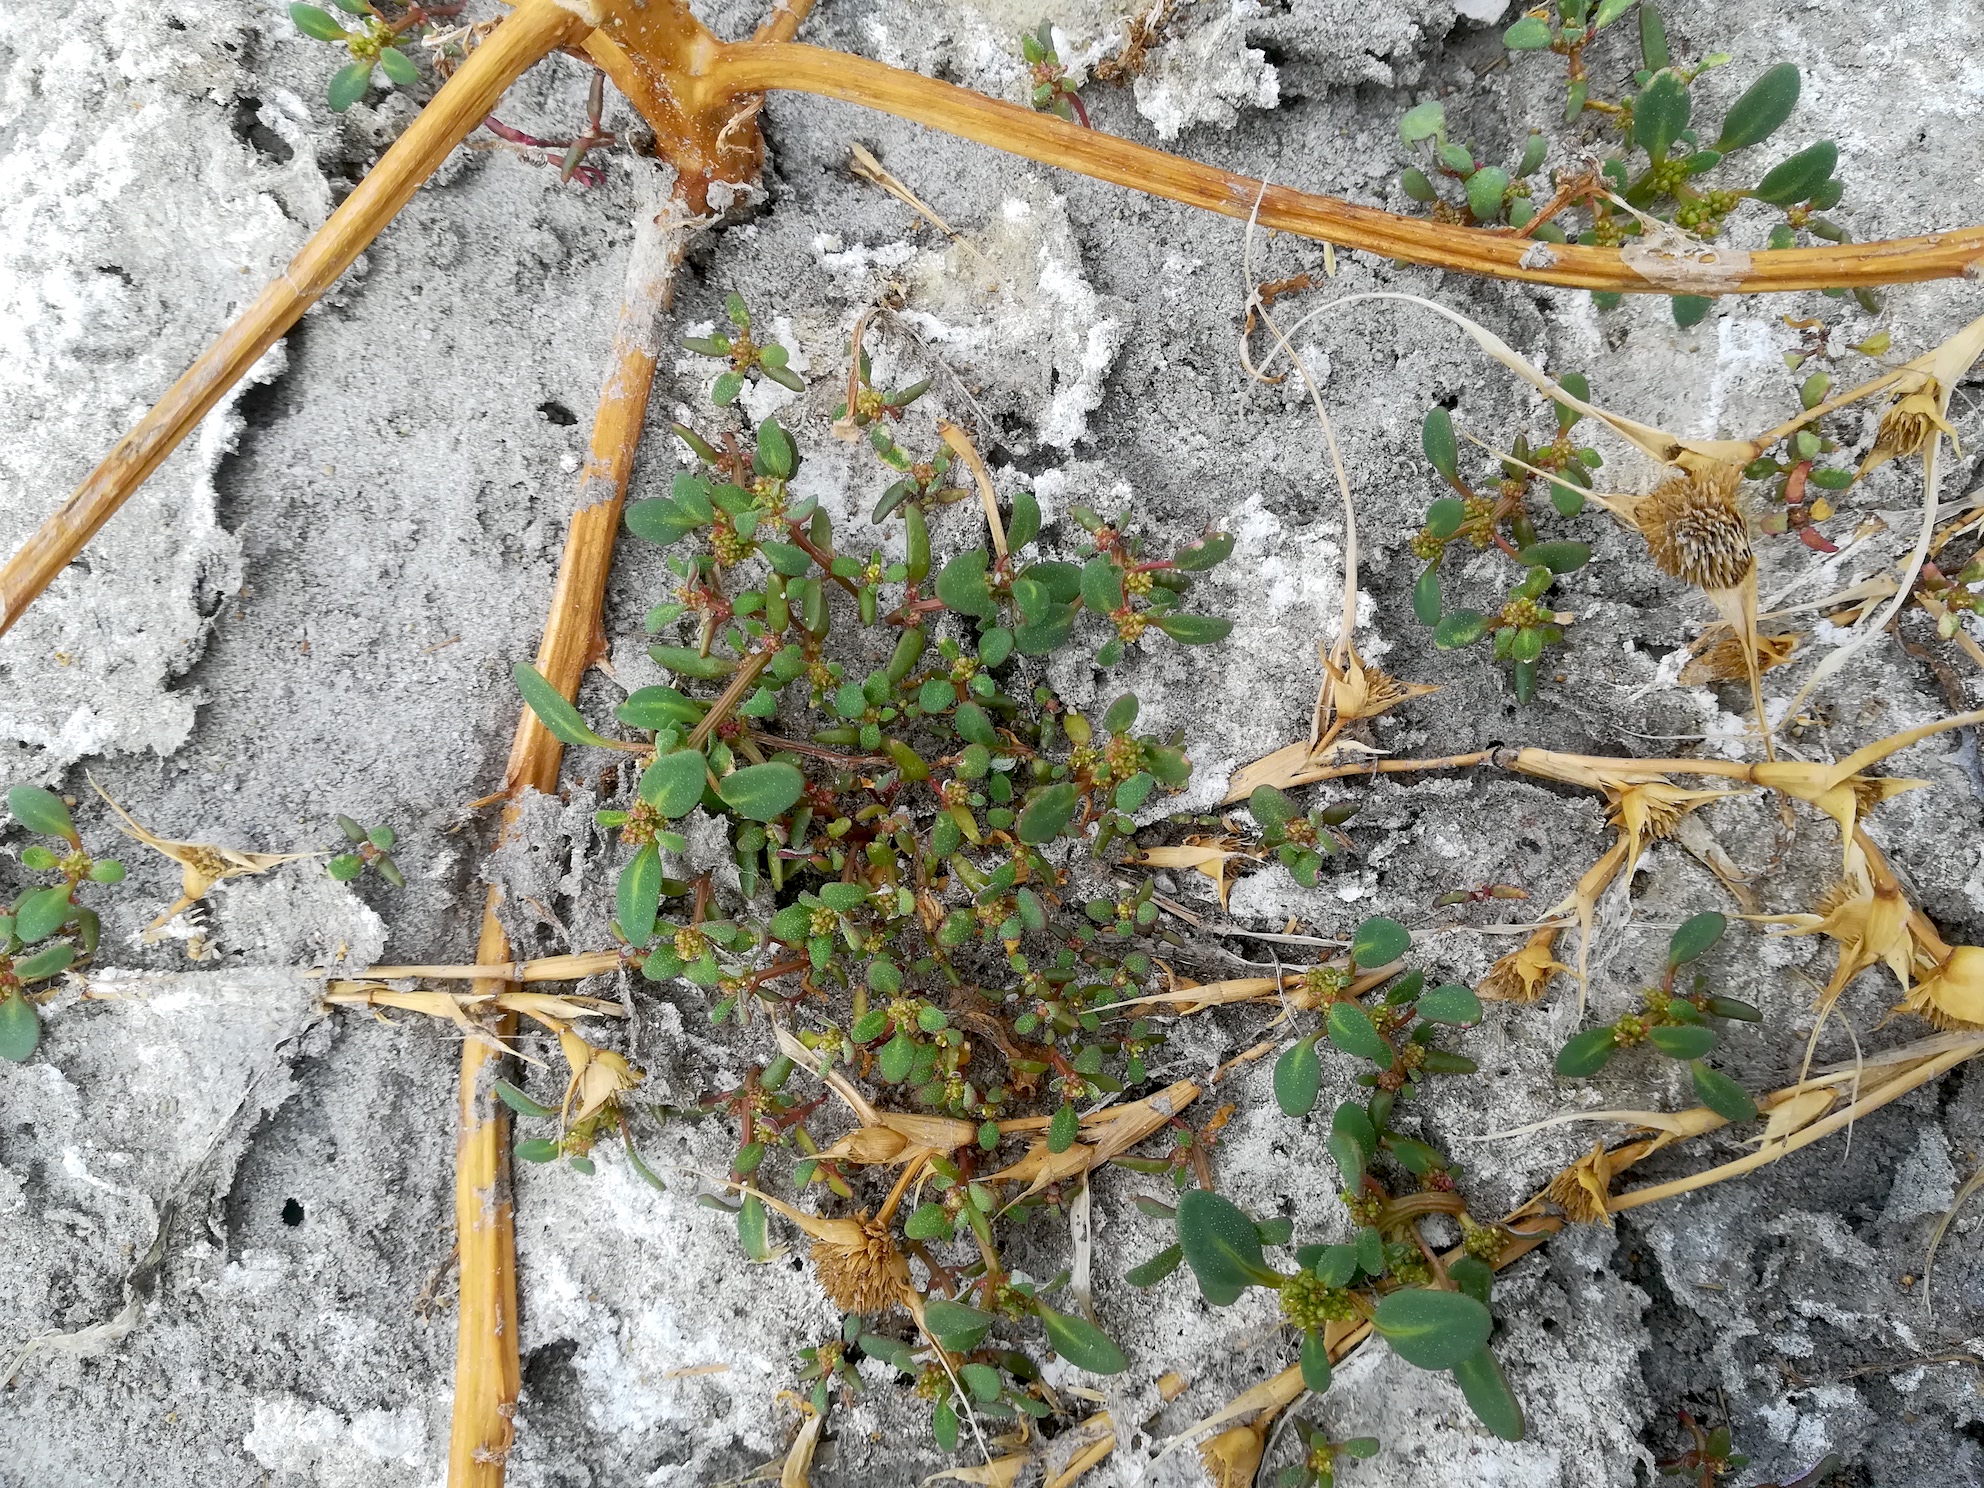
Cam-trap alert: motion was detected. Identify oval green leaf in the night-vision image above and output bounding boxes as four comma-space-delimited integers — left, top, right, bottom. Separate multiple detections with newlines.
1515, 540, 1591, 574
1300, 1329, 1334, 1392
1017, 782, 1080, 845
13, 943, 75, 983
1176, 1189, 1272, 1305
1452, 1347, 1526, 1440
1326, 1001, 1393, 1068
1556, 1026, 1619, 1077
1351, 916, 1411, 967
935, 549, 996, 619
0, 992, 40, 1064
1037, 1301, 1128, 1374
13, 884, 74, 944
1753, 139, 1837, 205
1667, 910, 1727, 966
1372, 1287, 1494, 1370
718, 762, 805, 821
1690, 1060, 1759, 1122
514, 663, 617, 749
7, 785, 75, 842
1126, 1243, 1184, 1287
1421, 407, 1459, 480
924, 1297, 995, 1351
616, 843, 663, 946
640, 749, 708, 818
1715, 62, 1800, 151
1648, 1023, 1717, 1060
1274, 1035, 1323, 1117
1416, 983, 1483, 1026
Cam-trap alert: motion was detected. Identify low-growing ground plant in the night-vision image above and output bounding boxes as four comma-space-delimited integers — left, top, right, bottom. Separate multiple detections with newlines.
1, 786, 124, 1063
7, 2, 1984, 1483
1399, 2, 1866, 324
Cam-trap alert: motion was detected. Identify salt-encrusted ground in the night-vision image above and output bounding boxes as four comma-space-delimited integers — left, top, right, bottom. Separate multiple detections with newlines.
3, 2, 1982, 1485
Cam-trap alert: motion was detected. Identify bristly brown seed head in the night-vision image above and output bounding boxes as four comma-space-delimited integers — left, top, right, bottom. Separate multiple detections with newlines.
809, 1216, 905, 1314
1637, 464, 1753, 592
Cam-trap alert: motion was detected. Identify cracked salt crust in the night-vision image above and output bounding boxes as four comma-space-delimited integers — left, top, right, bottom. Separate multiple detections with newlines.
1133, 1, 1281, 141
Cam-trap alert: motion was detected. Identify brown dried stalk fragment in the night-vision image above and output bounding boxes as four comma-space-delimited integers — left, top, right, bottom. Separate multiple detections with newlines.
1133, 839, 1258, 910
990, 1079, 1201, 1198
90, 778, 314, 936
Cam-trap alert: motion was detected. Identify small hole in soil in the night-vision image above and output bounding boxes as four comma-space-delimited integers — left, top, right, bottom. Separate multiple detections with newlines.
281, 1198, 305, 1227
538, 400, 578, 426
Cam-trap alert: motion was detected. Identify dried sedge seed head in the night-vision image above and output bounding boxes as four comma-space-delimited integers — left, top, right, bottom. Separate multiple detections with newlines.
1678, 632, 1799, 686
1867, 390, 1956, 469
1638, 464, 1753, 592
810, 1216, 904, 1313
1900, 946, 1984, 1031
1478, 930, 1567, 1004
1543, 1141, 1617, 1226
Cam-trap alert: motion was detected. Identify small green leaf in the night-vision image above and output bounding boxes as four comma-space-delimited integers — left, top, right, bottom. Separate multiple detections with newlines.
1452, 1347, 1527, 1440
14, 885, 74, 944
1632, 69, 1692, 161
494, 1079, 559, 1119
616, 844, 663, 945
1176, 1190, 1274, 1304
754, 418, 797, 479
1715, 63, 1800, 151
1753, 139, 1838, 205
1412, 566, 1443, 625
1247, 784, 1295, 833
1037, 1302, 1128, 1374
1503, 15, 1553, 49
1372, 1288, 1494, 1370
1080, 558, 1125, 614
1017, 783, 1080, 845
514, 663, 617, 749
718, 762, 805, 820
1400, 166, 1437, 202
1668, 911, 1727, 966
1102, 693, 1140, 734
925, 1298, 995, 1351
879, 1030, 916, 1083
1448, 1256, 1495, 1306
515, 1138, 560, 1163
1640, 4, 1669, 71
1466, 166, 1510, 223
1154, 614, 1232, 645
1515, 540, 1590, 574
326, 59, 374, 112
1422, 408, 1460, 480
1433, 610, 1491, 649
1173, 532, 1234, 571
1326, 1002, 1393, 1069
1126, 1244, 1184, 1287
12, 943, 75, 983
1398, 99, 1445, 143
903, 1201, 955, 1241
1274, 1035, 1323, 1118
1690, 1060, 1758, 1121
0, 992, 40, 1063
640, 749, 708, 818
1047, 1102, 1079, 1153
935, 549, 997, 619
290, 3, 346, 41
377, 46, 419, 87
1648, 1024, 1717, 1060
1670, 294, 1714, 329
7, 785, 75, 843
1416, 983, 1483, 1026
1556, 1026, 1619, 1077
1300, 1329, 1334, 1392
1351, 916, 1410, 967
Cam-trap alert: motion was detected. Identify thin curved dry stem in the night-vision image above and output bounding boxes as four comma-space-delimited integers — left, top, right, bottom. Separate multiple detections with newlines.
1923, 1163, 1984, 1316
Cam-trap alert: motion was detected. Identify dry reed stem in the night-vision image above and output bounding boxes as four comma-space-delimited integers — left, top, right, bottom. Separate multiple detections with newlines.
700, 42, 1984, 294
0, 0, 589, 640
449, 195, 695, 1487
